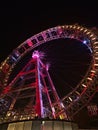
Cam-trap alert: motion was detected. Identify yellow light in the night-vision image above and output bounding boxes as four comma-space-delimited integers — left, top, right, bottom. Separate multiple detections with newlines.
91, 37, 96, 40
95, 57, 98, 60
86, 31, 91, 35
73, 26, 76, 29
62, 26, 65, 28
94, 46, 98, 49
69, 25, 72, 28
80, 28, 84, 31
82, 84, 87, 88
84, 29, 88, 32
65, 25, 68, 28
91, 70, 96, 73
75, 91, 80, 95
87, 77, 92, 81
89, 34, 94, 37
7, 113, 11, 117
94, 42, 98, 45
68, 97, 72, 101
42, 121, 45, 125
59, 115, 63, 119
77, 26, 80, 29
94, 64, 98, 66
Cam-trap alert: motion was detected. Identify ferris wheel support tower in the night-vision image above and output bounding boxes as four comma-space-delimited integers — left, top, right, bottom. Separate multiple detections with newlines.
0, 50, 68, 122
30, 50, 68, 119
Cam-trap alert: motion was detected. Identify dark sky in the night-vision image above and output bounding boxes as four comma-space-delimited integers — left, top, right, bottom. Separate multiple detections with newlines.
0, 2, 98, 62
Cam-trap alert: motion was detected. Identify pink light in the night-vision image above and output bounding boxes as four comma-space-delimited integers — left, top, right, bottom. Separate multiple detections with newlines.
27, 39, 33, 46
58, 27, 63, 35
46, 63, 50, 71
32, 51, 39, 58
32, 51, 45, 60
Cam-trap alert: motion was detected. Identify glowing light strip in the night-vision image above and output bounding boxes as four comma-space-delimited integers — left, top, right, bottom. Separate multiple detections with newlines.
82, 84, 87, 88
68, 97, 72, 101
87, 77, 92, 81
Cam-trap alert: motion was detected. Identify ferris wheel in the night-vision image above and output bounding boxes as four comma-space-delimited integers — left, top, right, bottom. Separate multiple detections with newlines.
0, 24, 98, 124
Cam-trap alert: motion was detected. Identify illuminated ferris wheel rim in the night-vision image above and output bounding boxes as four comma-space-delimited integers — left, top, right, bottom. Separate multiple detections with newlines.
0, 24, 98, 108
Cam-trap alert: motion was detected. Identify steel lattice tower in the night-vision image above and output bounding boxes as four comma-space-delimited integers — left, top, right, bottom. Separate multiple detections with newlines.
0, 51, 68, 122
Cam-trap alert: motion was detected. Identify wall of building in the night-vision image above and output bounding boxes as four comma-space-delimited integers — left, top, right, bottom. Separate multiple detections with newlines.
0, 120, 78, 130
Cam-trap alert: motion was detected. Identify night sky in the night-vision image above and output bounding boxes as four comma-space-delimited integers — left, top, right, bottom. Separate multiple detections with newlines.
0, 2, 98, 62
